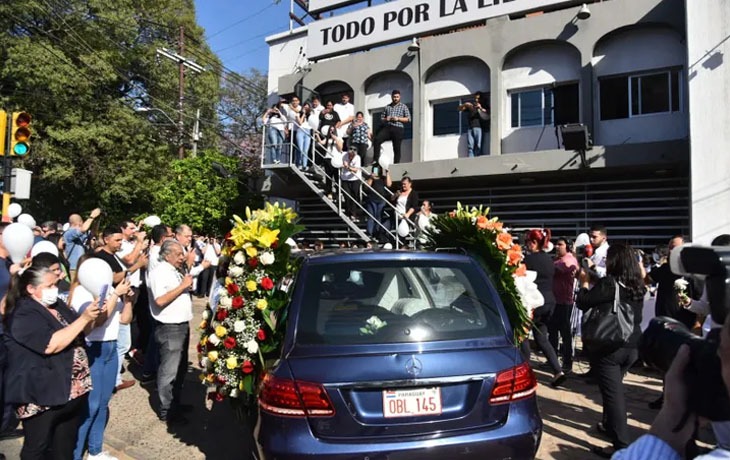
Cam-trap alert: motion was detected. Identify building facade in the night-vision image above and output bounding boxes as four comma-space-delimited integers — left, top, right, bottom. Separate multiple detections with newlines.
264, 0, 730, 247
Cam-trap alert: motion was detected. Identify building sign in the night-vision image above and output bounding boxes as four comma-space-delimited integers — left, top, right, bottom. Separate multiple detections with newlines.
309, 0, 362, 14
307, 0, 575, 60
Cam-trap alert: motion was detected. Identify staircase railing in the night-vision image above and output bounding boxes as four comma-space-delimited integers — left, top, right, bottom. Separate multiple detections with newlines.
260, 122, 415, 248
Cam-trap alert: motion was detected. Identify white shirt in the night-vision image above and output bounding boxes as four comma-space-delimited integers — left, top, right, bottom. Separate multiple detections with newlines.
204, 242, 220, 266
283, 104, 301, 131
117, 239, 142, 287
591, 242, 609, 277
333, 102, 354, 138
149, 261, 193, 323
71, 285, 123, 342
340, 153, 361, 181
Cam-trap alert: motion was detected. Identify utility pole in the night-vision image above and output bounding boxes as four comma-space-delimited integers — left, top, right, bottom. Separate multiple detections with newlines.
156, 33, 204, 160
178, 25, 185, 159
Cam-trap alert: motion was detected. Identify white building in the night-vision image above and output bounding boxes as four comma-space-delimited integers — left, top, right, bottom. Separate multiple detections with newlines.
262, 0, 730, 247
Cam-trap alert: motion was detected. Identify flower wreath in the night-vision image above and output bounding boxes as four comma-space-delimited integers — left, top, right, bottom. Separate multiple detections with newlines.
422, 203, 541, 344
198, 203, 303, 402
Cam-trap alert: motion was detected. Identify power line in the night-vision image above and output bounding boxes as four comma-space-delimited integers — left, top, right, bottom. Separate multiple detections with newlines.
204, 3, 275, 40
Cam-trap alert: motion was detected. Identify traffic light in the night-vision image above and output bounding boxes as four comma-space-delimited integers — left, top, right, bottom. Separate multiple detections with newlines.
0, 111, 6, 156
10, 112, 31, 156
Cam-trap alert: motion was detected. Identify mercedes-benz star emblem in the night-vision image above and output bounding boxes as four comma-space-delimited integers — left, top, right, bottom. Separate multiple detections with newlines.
405, 357, 422, 377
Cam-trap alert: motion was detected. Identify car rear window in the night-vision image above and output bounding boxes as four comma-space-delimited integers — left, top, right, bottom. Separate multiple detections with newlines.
294, 259, 506, 345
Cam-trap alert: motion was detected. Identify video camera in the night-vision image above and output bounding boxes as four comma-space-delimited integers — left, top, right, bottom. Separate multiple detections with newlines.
640, 245, 730, 421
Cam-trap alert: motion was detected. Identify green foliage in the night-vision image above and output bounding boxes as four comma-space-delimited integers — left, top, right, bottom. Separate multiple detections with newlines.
422, 204, 532, 344
151, 150, 239, 235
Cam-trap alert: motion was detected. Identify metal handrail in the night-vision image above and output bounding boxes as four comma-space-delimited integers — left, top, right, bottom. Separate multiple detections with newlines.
261, 123, 416, 247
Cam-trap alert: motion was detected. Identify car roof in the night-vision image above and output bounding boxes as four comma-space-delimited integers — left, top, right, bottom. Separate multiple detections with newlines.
298, 248, 474, 265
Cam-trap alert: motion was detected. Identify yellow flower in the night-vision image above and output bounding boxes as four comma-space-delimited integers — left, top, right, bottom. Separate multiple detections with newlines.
215, 326, 227, 337
225, 356, 238, 370
201, 336, 208, 346
199, 320, 207, 330
239, 380, 244, 391
198, 373, 206, 382
225, 277, 234, 286
246, 280, 258, 292
207, 351, 218, 362
245, 244, 258, 258
256, 299, 268, 310
206, 373, 215, 383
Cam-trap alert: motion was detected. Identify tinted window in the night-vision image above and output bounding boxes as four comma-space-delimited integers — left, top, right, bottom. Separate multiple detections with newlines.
295, 260, 505, 345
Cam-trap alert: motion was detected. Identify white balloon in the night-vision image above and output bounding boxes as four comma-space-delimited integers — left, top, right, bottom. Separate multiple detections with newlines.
62, 222, 70, 232
17, 213, 36, 228
330, 152, 343, 168
3, 223, 34, 263
7, 203, 22, 219
77, 258, 114, 299
378, 141, 394, 171
31, 240, 59, 258
143, 215, 162, 227
397, 219, 410, 237
575, 233, 590, 248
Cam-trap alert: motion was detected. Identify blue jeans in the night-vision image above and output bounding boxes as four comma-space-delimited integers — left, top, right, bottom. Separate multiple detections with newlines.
295, 129, 312, 168
467, 127, 482, 157
366, 200, 386, 238
266, 128, 285, 164
75, 341, 118, 459
116, 323, 131, 386
155, 322, 190, 415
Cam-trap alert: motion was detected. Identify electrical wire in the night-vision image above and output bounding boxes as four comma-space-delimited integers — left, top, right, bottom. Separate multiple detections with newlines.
204, 3, 275, 40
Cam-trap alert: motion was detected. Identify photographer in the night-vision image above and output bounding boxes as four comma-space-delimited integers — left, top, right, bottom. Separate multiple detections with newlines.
575, 243, 646, 458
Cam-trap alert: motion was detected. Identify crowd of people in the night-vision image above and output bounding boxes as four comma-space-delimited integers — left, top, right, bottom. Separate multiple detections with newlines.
0, 212, 222, 459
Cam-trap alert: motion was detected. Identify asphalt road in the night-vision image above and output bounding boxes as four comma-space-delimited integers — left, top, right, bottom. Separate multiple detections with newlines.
0, 298, 676, 459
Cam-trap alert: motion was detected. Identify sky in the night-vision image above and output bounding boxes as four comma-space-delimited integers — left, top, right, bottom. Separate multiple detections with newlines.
193, 0, 292, 75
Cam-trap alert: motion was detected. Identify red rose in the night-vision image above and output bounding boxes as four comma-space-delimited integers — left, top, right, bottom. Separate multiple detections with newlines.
214, 392, 224, 402
231, 296, 244, 310
241, 360, 254, 374
260, 277, 274, 290
216, 309, 228, 321
248, 257, 258, 268
226, 283, 239, 295
257, 329, 266, 341
224, 337, 236, 349
216, 375, 227, 385
271, 240, 279, 249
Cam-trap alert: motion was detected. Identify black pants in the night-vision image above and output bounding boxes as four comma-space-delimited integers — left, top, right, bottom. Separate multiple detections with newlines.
342, 180, 361, 218
373, 125, 404, 165
591, 347, 638, 449
523, 305, 562, 374
353, 142, 368, 164
548, 303, 574, 369
21, 394, 87, 460
132, 284, 150, 352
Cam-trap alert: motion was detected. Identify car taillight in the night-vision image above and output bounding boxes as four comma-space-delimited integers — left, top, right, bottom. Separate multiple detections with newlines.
258, 374, 335, 417
489, 362, 537, 404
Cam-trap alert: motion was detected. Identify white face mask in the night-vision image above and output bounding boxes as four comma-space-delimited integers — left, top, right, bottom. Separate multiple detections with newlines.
40, 287, 59, 306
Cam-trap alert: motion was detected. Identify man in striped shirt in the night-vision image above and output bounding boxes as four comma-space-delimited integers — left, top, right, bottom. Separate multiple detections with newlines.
373, 89, 411, 167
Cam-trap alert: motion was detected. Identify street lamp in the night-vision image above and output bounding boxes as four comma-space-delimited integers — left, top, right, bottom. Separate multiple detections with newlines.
134, 106, 178, 125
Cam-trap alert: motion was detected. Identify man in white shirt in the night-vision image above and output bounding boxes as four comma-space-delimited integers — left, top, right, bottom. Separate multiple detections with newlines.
117, 220, 148, 369
340, 145, 362, 221
589, 224, 609, 278
334, 93, 355, 149
148, 240, 193, 424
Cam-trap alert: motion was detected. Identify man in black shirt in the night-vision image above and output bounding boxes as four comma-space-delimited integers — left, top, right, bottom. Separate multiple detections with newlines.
93, 225, 126, 285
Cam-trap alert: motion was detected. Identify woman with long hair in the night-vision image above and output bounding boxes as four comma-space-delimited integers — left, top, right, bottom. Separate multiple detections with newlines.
70, 256, 132, 460
522, 229, 566, 387
4, 264, 101, 459
576, 243, 646, 457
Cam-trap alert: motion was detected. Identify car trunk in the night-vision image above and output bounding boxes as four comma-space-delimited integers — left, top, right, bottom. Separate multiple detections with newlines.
286, 345, 520, 440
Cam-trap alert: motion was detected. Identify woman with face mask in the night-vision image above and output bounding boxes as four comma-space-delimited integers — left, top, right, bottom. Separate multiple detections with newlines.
3, 264, 101, 459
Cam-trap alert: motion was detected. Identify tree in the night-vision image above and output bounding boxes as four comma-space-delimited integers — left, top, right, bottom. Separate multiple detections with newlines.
151, 150, 239, 235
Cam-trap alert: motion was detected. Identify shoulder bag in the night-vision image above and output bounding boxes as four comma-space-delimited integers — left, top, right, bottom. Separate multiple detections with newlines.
581, 281, 635, 354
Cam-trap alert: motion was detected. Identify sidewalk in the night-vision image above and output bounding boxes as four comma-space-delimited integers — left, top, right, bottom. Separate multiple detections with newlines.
0, 298, 667, 459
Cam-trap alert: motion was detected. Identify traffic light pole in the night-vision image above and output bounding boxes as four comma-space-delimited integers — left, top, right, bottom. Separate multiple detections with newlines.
2, 112, 12, 222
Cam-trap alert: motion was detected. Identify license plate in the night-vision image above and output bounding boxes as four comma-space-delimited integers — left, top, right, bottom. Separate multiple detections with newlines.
382, 387, 442, 418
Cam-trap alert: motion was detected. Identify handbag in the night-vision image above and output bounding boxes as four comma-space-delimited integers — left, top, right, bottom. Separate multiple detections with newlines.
581, 281, 635, 354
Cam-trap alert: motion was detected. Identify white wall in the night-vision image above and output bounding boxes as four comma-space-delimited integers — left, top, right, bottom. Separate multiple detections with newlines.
266, 31, 308, 105
686, 1, 730, 243
424, 58, 490, 161
593, 27, 688, 146
502, 43, 580, 154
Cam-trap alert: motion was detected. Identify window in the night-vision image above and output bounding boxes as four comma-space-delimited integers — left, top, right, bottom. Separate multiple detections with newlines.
510, 84, 579, 128
371, 104, 413, 139
294, 260, 505, 345
600, 70, 681, 120
432, 95, 491, 136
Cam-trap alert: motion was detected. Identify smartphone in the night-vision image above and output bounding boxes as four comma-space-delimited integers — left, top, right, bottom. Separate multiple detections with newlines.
99, 284, 110, 302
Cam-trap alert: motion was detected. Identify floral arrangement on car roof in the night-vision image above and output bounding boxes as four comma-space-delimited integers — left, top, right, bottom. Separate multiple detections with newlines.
198, 202, 304, 402
421, 202, 542, 344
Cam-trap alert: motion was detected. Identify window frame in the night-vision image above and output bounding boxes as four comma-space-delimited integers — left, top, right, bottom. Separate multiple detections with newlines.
430, 96, 472, 137
599, 68, 682, 121
509, 87, 555, 128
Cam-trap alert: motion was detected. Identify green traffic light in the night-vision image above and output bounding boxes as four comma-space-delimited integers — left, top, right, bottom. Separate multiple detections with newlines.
13, 143, 29, 155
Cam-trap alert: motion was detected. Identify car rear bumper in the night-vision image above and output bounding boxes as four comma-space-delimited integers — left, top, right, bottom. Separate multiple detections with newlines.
255, 399, 542, 460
